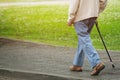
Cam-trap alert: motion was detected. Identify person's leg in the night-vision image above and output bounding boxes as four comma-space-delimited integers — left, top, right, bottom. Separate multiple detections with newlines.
73, 20, 101, 68
73, 21, 87, 67
82, 18, 105, 75
73, 45, 84, 67
72, 18, 105, 75
82, 17, 97, 33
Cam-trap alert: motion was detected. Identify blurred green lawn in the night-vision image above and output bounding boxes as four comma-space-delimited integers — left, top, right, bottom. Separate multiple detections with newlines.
0, 0, 120, 50
0, 0, 51, 2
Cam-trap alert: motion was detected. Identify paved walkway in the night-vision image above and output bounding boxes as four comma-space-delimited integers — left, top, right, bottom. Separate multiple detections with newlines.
0, 37, 120, 80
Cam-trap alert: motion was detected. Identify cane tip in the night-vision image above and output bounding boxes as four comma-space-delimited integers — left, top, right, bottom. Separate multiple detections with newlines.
112, 64, 115, 68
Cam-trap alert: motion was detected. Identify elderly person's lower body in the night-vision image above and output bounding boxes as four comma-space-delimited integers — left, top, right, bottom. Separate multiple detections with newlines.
70, 17, 105, 76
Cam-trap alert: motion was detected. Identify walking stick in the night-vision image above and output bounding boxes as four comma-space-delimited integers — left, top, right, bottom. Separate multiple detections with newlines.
95, 21, 115, 68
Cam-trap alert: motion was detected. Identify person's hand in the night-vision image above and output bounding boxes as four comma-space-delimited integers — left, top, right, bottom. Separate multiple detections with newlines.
67, 22, 72, 26
67, 20, 73, 26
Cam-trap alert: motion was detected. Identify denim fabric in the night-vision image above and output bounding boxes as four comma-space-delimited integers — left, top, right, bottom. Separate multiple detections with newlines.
73, 19, 101, 68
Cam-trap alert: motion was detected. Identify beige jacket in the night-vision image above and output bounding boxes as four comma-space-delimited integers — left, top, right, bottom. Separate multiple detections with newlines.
68, 0, 107, 23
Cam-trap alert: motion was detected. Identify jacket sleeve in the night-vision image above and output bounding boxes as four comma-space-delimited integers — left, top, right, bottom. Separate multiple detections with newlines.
99, 0, 108, 13
68, 0, 80, 23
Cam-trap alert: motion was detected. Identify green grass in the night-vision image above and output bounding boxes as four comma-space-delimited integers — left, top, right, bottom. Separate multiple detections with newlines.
0, 0, 53, 2
92, 0, 120, 50
0, 0, 120, 50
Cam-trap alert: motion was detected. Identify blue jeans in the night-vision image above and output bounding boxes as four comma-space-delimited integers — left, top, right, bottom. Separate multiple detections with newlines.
73, 18, 101, 68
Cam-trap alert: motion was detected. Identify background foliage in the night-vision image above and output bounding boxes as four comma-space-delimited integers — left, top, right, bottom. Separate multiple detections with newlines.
0, 0, 120, 50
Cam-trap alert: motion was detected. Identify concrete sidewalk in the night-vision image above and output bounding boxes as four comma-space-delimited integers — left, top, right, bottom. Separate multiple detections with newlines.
0, 37, 120, 80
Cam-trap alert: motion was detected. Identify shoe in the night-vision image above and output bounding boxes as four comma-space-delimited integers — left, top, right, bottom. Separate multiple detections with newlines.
91, 63, 105, 76
70, 66, 82, 72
